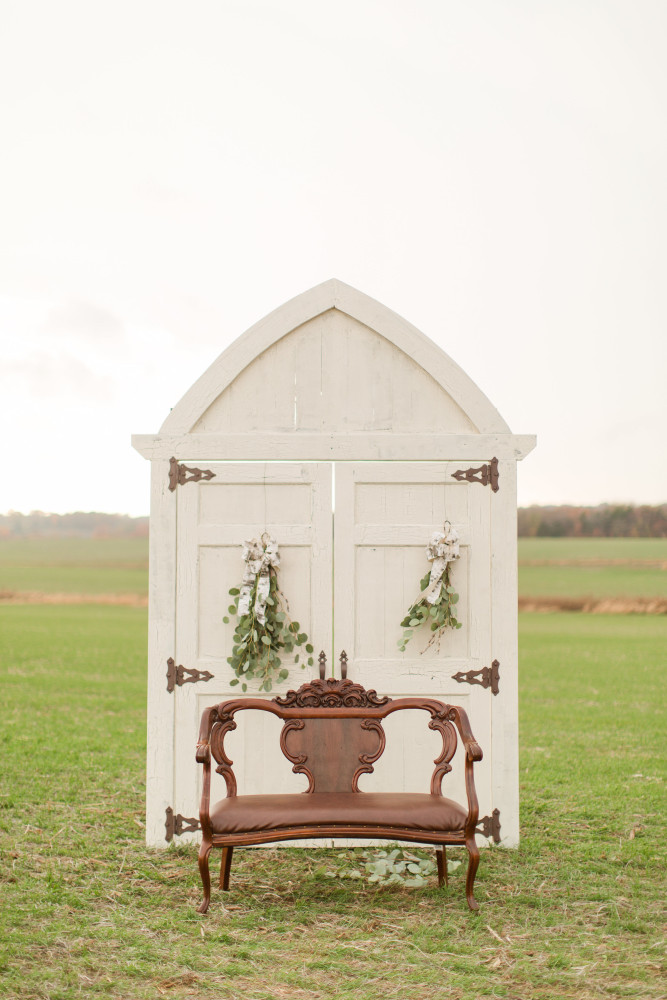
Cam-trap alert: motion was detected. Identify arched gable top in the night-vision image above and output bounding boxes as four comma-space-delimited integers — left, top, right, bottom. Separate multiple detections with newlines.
158, 280, 511, 439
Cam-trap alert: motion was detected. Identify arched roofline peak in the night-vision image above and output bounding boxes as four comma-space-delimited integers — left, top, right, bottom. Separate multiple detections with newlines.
158, 279, 511, 436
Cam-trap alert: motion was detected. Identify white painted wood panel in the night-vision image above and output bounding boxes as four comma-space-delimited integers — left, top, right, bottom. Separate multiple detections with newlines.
193, 310, 477, 436
171, 463, 332, 839
333, 462, 495, 845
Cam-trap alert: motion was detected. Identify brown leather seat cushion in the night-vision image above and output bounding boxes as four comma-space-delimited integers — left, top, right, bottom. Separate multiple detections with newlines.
209, 792, 467, 835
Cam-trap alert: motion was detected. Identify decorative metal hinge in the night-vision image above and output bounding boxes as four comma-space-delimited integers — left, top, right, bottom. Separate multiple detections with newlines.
477, 808, 501, 844
165, 806, 201, 842
168, 456, 216, 492
452, 457, 499, 492
166, 657, 214, 693
452, 659, 499, 695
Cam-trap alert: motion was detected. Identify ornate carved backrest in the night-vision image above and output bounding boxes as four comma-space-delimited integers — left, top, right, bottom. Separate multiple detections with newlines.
200, 678, 478, 800
274, 679, 389, 793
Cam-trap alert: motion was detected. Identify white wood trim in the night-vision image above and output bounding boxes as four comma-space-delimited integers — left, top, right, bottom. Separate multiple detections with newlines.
145, 460, 177, 847
353, 526, 473, 546
132, 432, 537, 462
490, 459, 520, 847
154, 280, 513, 437
197, 524, 313, 546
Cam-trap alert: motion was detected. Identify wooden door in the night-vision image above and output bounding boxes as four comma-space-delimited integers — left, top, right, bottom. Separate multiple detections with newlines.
172, 463, 332, 822
333, 462, 493, 827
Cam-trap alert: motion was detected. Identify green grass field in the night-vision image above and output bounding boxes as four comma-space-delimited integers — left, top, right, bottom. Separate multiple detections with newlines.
0, 537, 148, 595
1, 536, 666, 603
1, 604, 665, 999
518, 538, 667, 601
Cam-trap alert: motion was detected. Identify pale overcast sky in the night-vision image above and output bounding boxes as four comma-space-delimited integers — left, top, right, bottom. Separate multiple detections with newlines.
1, 0, 665, 516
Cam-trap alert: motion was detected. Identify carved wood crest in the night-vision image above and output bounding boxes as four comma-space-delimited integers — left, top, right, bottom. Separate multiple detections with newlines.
273, 677, 390, 709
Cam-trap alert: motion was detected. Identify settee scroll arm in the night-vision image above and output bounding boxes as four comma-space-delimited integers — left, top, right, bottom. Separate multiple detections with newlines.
196, 704, 246, 840
447, 704, 482, 835
448, 705, 483, 763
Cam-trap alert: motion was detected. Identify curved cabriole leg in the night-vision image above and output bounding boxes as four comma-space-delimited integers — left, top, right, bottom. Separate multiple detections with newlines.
219, 845, 234, 890
465, 839, 480, 911
197, 841, 213, 913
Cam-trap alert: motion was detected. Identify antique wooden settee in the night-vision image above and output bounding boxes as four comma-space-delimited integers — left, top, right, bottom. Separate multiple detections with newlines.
195, 677, 483, 913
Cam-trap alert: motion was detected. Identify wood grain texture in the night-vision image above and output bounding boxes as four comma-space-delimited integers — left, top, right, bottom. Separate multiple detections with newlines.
149, 280, 517, 438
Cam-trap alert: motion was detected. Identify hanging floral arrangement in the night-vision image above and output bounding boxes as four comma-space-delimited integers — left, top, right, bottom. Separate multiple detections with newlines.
223, 533, 314, 692
398, 522, 462, 653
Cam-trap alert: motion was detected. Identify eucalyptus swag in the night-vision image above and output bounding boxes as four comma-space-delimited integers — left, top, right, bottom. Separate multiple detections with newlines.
398, 522, 462, 653
223, 534, 314, 692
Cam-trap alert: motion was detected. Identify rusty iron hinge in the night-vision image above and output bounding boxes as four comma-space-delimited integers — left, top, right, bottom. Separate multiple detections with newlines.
165, 807, 201, 842
168, 456, 216, 492
452, 659, 500, 696
452, 457, 499, 492
476, 808, 501, 843
166, 657, 214, 693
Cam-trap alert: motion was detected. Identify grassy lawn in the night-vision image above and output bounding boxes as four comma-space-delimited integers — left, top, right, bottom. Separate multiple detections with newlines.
518, 538, 667, 600
2, 536, 666, 601
0, 538, 148, 595
1, 605, 665, 999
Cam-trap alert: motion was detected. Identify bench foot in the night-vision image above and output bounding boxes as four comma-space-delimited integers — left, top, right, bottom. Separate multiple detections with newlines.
435, 847, 448, 888
465, 839, 480, 911
219, 846, 234, 890
197, 842, 212, 913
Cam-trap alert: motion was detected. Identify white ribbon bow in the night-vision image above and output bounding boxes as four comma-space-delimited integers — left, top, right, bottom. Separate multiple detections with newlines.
237, 534, 281, 625
423, 522, 460, 605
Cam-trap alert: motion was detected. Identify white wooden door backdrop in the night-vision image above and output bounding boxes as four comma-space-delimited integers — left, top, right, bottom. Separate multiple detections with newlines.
170, 459, 492, 843
133, 279, 535, 849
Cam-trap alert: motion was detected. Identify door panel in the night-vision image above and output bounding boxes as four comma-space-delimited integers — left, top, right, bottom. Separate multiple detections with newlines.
173, 463, 332, 823
334, 462, 492, 829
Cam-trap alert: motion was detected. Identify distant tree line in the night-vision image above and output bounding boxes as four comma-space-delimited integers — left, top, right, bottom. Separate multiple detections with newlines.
518, 504, 667, 538
1, 505, 665, 539
0, 511, 149, 538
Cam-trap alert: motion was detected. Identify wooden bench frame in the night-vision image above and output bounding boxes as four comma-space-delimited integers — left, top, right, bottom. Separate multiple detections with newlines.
195, 678, 483, 912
